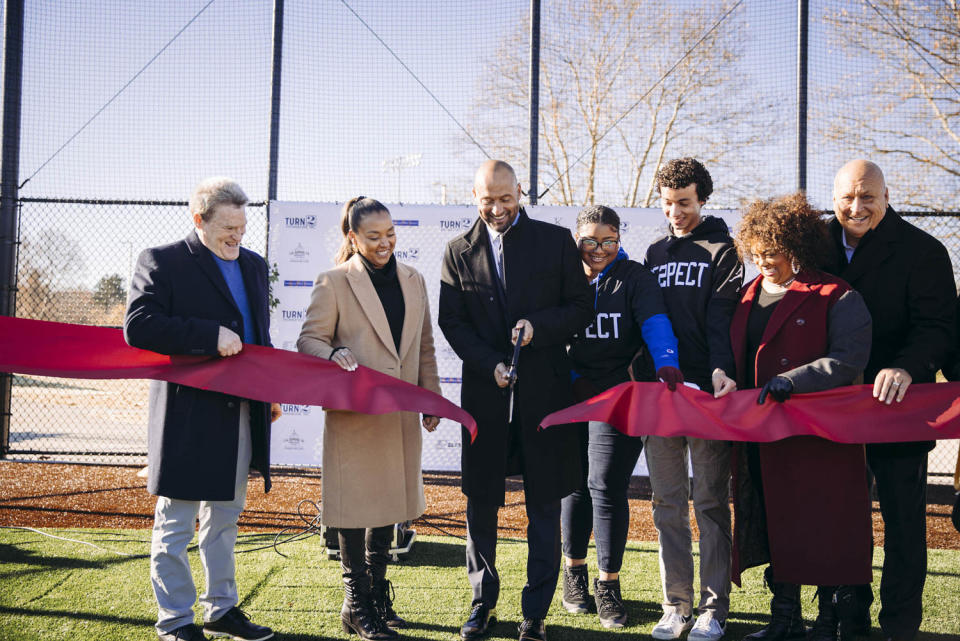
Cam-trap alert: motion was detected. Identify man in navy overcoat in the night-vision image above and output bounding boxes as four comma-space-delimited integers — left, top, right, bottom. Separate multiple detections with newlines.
125, 177, 280, 641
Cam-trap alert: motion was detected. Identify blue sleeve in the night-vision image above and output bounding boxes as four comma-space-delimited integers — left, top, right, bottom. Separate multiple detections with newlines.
641, 313, 680, 370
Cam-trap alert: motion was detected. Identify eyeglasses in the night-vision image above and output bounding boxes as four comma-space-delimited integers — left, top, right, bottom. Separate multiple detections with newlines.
579, 238, 619, 251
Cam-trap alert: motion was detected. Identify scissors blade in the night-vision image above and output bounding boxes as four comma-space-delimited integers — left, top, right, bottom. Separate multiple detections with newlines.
507, 326, 524, 423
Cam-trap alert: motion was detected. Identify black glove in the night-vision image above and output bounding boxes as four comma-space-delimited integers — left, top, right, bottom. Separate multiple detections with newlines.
656, 366, 684, 392
757, 375, 793, 404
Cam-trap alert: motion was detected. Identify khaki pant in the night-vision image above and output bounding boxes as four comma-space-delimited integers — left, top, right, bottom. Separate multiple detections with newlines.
152, 403, 251, 634
644, 435, 732, 619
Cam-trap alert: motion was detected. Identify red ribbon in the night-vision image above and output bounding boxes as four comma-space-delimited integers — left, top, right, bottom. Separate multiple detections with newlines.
0, 316, 477, 439
541, 380, 960, 442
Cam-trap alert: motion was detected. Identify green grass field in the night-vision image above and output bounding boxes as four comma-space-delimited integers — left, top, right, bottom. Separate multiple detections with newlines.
0, 529, 958, 640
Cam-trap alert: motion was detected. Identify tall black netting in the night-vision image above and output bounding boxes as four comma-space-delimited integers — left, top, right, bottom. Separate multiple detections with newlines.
2, 0, 958, 476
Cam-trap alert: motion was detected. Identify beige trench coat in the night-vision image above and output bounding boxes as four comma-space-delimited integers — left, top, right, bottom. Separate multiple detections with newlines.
297, 254, 440, 528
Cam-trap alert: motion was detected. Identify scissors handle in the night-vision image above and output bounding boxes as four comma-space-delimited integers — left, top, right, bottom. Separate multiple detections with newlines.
507, 327, 524, 385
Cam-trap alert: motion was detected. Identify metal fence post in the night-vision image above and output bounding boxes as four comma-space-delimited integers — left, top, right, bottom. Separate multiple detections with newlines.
266, 0, 285, 256
797, 0, 808, 193
0, 0, 25, 458
528, 0, 540, 205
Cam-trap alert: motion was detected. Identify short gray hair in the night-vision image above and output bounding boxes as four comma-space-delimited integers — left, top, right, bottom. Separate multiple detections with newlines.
189, 177, 248, 221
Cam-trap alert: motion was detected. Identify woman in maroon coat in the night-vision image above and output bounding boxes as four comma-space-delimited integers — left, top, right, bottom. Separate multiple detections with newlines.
730, 194, 873, 641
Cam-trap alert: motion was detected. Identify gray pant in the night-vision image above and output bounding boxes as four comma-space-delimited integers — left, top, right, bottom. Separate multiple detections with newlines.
152, 403, 252, 634
644, 435, 731, 619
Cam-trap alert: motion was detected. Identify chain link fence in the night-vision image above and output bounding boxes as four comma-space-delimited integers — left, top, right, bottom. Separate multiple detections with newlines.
6, 199, 266, 464
6, 200, 960, 481
3, 1, 959, 483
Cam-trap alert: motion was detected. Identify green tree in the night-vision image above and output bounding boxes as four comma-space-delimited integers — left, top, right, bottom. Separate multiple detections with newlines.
92, 274, 126, 310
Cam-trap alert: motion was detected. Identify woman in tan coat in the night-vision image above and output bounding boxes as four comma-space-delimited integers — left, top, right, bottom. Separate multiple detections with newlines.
298, 197, 440, 641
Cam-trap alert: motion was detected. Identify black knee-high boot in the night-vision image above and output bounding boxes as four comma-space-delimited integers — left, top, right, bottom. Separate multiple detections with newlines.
742, 567, 807, 641
339, 528, 397, 640
366, 525, 405, 629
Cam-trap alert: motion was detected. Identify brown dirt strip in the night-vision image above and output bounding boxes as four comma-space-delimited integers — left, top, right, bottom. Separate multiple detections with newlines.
0, 461, 957, 549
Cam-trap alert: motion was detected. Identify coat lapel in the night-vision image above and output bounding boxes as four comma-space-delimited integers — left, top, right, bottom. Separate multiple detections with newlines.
832, 208, 900, 286
500, 209, 529, 315
461, 219, 508, 329
345, 255, 399, 360
759, 272, 816, 346
238, 250, 267, 344
397, 263, 422, 362
730, 277, 759, 385
185, 231, 240, 315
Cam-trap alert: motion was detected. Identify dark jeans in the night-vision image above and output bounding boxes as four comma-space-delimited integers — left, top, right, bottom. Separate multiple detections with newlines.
560, 420, 644, 573
338, 525, 393, 582
856, 449, 928, 639
466, 496, 561, 619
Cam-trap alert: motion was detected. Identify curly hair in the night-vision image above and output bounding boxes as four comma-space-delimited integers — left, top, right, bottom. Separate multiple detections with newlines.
655, 157, 713, 202
734, 192, 830, 272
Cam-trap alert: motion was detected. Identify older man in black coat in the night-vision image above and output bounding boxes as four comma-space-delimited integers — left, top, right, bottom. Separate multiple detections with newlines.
125, 177, 280, 641
439, 160, 593, 641
825, 160, 955, 641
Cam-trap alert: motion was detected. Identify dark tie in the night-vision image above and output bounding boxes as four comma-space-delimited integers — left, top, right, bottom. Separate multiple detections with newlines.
495, 235, 505, 287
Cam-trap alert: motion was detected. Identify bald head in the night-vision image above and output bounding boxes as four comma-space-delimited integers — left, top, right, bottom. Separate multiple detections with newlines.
474, 160, 518, 190
834, 159, 885, 192
833, 159, 890, 246
474, 160, 522, 233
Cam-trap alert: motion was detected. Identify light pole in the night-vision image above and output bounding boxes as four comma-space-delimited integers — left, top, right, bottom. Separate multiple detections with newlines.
382, 153, 421, 203
432, 182, 447, 205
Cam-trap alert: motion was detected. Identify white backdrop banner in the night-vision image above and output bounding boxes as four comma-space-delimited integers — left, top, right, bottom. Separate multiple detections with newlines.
267, 202, 741, 474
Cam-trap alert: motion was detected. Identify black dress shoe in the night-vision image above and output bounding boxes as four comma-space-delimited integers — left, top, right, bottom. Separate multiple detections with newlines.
158, 623, 208, 641
203, 607, 273, 640
461, 603, 497, 639
518, 618, 546, 641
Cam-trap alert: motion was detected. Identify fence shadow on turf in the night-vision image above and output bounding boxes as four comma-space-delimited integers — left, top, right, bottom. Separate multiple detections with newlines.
393, 538, 464, 568
0, 605, 154, 628
0, 541, 106, 574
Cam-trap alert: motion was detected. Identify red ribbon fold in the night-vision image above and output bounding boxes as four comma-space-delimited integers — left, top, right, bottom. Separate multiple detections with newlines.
0, 316, 477, 439
541, 380, 960, 442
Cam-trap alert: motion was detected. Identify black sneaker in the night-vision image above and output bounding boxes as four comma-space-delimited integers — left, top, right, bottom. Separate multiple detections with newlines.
561, 564, 591, 614
594, 578, 627, 629
203, 607, 273, 641
158, 624, 208, 641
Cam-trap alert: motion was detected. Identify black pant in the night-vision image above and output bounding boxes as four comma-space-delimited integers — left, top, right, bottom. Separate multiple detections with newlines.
339, 525, 394, 583
857, 449, 928, 639
465, 496, 561, 619
561, 421, 644, 572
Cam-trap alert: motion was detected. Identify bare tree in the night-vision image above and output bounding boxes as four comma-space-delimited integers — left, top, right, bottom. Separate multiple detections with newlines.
822, 0, 959, 210
16, 229, 86, 321
466, 0, 767, 208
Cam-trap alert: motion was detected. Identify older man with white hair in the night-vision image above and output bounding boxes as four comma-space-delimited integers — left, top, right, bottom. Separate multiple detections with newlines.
125, 177, 281, 641
824, 160, 955, 641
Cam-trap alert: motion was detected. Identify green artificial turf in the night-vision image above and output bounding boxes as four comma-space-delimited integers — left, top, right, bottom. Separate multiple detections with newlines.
0, 528, 958, 640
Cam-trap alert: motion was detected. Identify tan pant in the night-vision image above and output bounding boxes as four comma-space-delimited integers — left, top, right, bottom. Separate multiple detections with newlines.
644, 435, 732, 620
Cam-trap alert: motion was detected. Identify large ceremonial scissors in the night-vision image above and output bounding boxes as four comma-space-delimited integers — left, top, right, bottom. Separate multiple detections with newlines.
506, 326, 524, 422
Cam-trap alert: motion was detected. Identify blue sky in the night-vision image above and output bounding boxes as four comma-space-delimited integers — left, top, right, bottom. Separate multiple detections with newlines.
4, 0, 956, 289
9, 0, 807, 205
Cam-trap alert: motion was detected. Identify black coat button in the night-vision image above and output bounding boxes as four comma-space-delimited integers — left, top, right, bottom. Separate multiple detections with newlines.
780, 358, 789, 366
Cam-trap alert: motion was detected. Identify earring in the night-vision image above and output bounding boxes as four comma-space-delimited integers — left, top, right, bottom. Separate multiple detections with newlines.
791, 257, 800, 274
